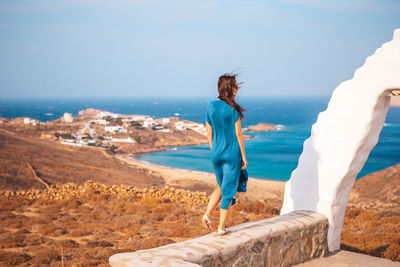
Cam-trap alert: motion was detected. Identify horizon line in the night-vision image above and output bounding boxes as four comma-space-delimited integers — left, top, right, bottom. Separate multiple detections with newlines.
0, 94, 332, 100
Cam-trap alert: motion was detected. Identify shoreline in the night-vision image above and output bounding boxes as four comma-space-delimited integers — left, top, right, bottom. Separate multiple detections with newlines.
127, 154, 214, 175
116, 153, 286, 202
127, 153, 288, 183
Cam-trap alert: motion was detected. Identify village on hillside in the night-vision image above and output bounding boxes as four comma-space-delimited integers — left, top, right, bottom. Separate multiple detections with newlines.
0, 108, 208, 154
0, 108, 273, 155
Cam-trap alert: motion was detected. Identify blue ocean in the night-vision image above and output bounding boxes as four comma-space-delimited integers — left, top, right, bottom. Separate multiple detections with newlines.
1, 96, 399, 182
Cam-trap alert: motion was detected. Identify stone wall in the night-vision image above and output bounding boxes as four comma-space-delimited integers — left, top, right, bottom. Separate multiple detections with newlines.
109, 210, 329, 267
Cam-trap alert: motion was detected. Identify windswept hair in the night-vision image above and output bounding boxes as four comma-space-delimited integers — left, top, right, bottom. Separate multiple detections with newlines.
217, 72, 247, 121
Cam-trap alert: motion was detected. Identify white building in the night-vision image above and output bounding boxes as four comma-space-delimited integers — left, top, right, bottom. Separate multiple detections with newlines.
153, 125, 163, 130
23, 117, 37, 125
122, 115, 151, 122
98, 111, 119, 119
90, 119, 109, 125
105, 126, 128, 133
63, 113, 73, 123
191, 125, 206, 135
185, 123, 207, 135
61, 139, 82, 146
102, 135, 112, 140
162, 118, 170, 124
173, 121, 206, 135
143, 118, 155, 129
174, 121, 186, 131
109, 137, 135, 143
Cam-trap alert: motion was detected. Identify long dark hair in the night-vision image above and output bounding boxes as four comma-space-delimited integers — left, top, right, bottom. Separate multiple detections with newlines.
217, 73, 247, 121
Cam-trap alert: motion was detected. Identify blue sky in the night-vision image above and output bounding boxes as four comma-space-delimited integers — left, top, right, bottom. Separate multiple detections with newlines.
0, 0, 399, 98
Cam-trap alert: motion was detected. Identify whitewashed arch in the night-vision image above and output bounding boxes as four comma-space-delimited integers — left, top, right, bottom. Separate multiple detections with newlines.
280, 29, 400, 252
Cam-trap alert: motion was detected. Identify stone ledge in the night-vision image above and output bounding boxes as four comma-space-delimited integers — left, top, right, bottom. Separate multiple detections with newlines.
109, 210, 329, 267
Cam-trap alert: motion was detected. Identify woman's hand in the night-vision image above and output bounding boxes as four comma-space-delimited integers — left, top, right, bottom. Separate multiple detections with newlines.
241, 158, 248, 170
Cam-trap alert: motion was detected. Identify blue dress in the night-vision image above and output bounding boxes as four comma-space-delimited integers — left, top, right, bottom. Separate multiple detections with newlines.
206, 99, 242, 210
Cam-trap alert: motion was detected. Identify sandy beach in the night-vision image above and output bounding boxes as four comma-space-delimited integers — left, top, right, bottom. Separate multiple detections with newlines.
115, 154, 286, 203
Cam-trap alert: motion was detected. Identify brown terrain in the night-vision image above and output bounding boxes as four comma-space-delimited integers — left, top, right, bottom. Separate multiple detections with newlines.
0, 127, 164, 191
342, 164, 400, 260
0, 118, 399, 266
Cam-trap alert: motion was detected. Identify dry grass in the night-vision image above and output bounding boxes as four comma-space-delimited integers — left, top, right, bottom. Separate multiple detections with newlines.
0, 182, 399, 266
341, 206, 400, 259
0, 184, 281, 266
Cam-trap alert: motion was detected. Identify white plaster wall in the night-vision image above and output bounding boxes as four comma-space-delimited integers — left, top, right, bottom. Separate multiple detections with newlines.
280, 29, 400, 252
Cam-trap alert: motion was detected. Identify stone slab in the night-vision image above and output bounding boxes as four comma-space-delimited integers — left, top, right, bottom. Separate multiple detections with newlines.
109, 210, 329, 267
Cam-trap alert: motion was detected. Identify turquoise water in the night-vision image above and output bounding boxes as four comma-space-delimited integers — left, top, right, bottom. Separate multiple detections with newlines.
130, 123, 400, 181
1, 96, 399, 182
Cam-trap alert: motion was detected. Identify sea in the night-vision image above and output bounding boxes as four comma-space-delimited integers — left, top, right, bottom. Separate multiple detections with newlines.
1, 96, 399, 182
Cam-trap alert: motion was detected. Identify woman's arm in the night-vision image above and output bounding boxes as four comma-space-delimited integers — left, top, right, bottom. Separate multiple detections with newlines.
235, 118, 248, 170
206, 121, 213, 149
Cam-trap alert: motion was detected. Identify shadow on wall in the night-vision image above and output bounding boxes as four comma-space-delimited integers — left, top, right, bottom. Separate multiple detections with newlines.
290, 138, 320, 212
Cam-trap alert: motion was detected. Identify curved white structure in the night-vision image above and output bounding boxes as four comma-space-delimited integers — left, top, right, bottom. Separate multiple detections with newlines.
281, 29, 400, 252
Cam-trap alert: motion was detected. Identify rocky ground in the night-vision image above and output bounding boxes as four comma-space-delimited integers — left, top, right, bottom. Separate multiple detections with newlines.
0, 177, 399, 266
245, 122, 277, 132
0, 173, 399, 266
0, 181, 280, 266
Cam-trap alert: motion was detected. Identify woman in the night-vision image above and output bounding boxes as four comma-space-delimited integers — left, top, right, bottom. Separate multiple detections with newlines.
202, 73, 248, 235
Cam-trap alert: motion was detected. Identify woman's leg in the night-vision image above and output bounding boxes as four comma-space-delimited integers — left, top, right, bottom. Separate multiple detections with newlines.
217, 161, 240, 230
205, 187, 221, 218
218, 208, 229, 230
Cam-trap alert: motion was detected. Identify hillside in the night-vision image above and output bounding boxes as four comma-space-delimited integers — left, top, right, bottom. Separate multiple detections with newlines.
341, 164, 400, 261
348, 164, 400, 211
0, 128, 164, 191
